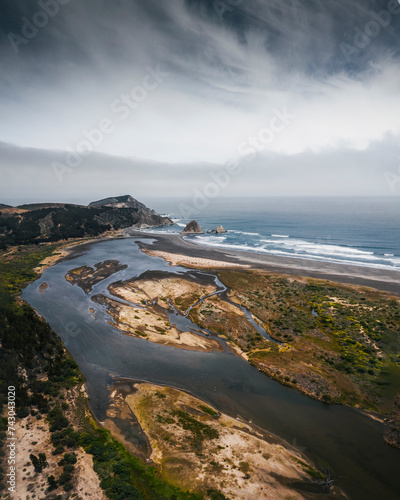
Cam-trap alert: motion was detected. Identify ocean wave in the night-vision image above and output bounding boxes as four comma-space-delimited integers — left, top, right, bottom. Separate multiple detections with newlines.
188, 237, 400, 271
290, 245, 377, 259
260, 238, 376, 259
196, 235, 227, 244
271, 234, 289, 238
229, 230, 260, 236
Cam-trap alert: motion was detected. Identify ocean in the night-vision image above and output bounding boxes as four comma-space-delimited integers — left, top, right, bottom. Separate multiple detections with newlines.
143, 197, 400, 271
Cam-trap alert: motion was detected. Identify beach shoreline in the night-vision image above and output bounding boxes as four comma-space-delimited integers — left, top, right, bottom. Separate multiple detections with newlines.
125, 231, 400, 296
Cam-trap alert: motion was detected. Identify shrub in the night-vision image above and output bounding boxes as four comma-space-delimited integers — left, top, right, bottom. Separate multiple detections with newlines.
63, 482, 73, 492
199, 405, 219, 417
60, 452, 77, 465
29, 454, 42, 473
47, 475, 57, 491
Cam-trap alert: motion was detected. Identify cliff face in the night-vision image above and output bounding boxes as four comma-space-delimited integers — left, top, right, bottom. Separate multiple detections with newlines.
182, 220, 204, 234
0, 195, 173, 249
89, 195, 172, 229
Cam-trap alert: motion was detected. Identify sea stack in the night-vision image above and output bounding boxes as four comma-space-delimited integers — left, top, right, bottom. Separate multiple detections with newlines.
207, 225, 227, 234
181, 220, 204, 234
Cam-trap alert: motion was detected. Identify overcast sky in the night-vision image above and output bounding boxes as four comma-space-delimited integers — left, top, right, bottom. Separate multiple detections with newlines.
1, 0, 400, 205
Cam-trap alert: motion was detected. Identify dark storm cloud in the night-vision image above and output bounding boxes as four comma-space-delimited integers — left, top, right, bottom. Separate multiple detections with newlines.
2, 0, 399, 82
0, 0, 399, 201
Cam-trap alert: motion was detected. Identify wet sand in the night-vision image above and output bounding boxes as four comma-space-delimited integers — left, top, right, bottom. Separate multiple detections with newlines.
129, 232, 400, 296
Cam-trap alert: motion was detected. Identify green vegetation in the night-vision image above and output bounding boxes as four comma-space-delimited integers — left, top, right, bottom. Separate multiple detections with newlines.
216, 270, 400, 414
0, 243, 87, 494
199, 405, 219, 418
0, 205, 150, 249
189, 296, 267, 352
0, 244, 208, 497
79, 426, 202, 500
296, 459, 325, 481
0, 243, 60, 303
171, 410, 219, 450
0, 244, 82, 413
175, 292, 201, 312
29, 453, 48, 473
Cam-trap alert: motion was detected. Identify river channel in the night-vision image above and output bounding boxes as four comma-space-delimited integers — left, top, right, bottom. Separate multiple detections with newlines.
22, 238, 400, 500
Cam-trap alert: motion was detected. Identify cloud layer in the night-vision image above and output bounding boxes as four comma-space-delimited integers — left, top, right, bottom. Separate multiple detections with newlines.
0, 0, 399, 202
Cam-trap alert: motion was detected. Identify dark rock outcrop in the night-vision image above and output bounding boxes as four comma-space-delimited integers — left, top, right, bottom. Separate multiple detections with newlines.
207, 225, 227, 234
182, 220, 204, 234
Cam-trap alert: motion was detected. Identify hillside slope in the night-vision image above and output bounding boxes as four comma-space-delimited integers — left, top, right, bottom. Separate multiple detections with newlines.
0, 195, 172, 249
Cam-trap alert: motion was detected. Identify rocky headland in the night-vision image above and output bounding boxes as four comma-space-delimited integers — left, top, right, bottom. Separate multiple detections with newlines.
0, 195, 173, 249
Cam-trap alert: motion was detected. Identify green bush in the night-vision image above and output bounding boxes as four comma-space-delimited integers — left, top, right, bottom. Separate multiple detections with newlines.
63, 482, 73, 492
47, 475, 57, 491
60, 452, 77, 465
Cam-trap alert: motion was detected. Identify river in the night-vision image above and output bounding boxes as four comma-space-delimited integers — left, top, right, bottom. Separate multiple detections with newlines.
22, 237, 400, 500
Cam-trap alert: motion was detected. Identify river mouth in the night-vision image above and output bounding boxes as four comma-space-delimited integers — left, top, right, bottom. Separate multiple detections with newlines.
22, 237, 400, 500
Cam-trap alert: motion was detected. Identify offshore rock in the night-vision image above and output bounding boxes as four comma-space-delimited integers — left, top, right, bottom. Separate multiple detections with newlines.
207, 225, 227, 234
182, 220, 204, 234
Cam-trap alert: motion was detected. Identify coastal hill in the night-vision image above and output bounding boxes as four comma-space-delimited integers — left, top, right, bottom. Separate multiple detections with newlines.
89, 194, 154, 213
0, 195, 172, 249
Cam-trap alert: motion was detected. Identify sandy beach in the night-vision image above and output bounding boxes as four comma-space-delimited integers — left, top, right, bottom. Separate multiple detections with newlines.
127, 232, 400, 296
